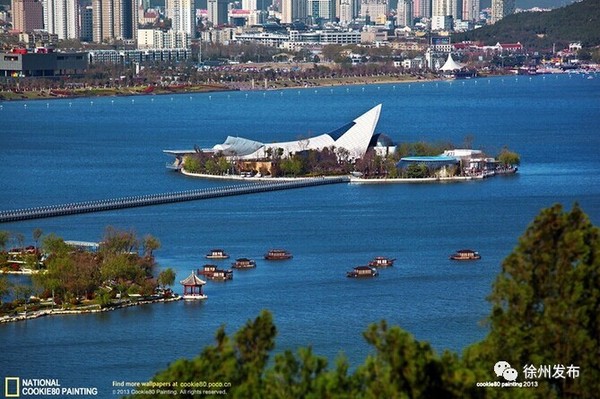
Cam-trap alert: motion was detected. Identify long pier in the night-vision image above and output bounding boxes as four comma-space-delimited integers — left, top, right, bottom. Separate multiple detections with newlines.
0, 177, 349, 223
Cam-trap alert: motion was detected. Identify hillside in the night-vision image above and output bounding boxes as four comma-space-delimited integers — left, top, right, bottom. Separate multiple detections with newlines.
453, 0, 600, 51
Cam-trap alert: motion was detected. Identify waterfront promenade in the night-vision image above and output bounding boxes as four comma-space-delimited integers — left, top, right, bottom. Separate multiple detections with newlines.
0, 177, 348, 223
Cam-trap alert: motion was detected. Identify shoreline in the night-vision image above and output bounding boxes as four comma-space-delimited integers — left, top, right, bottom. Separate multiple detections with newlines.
180, 169, 496, 184
0, 74, 435, 102
0, 296, 182, 324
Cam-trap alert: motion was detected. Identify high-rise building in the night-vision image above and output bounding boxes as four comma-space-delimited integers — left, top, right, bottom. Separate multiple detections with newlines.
414, 0, 431, 18
308, 0, 332, 21
92, 0, 138, 43
339, 0, 352, 25
281, 0, 308, 23
165, 0, 195, 36
80, 5, 93, 41
360, 0, 387, 20
242, 0, 257, 9
44, 0, 78, 39
281, 0, 292, 22
461, 0, 479, 21
432, 0, 450, 17
11, 0, 44, 33
397, 0, 413, 27
491, 0, 514, 24
207, 0, 228, 24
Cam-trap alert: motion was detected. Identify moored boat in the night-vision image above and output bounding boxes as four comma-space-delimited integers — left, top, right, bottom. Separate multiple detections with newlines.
206, 249, 229, 259
346, 266, 379, 278
198, 264, 233, 280
368, 256, 395, 267
450, 249, 481, 261
264, 249, 293, 260
232, 258, 256, 269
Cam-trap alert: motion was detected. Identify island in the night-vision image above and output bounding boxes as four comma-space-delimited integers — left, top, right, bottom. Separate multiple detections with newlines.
0, 228, 180, 323
164, 104, 520, 183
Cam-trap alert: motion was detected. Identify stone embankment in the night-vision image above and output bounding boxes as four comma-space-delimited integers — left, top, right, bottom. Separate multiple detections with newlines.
0, 296, 181, 324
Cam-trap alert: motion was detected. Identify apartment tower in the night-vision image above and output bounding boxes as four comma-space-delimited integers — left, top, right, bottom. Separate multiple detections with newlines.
11, 0, 44, 32
92, 0, 138, 43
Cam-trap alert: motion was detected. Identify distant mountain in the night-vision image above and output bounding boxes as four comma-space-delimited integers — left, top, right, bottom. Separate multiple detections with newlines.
453, 0, 600, 50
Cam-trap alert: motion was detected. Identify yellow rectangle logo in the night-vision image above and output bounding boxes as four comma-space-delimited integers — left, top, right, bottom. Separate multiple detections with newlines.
4, 377, 20, 398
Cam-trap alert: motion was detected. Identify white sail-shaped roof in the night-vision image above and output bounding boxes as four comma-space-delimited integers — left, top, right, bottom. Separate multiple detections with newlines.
334, 104, 382, 159
234, 104, 382, 160
241, 133, 335, 159
440, 53, 462, 71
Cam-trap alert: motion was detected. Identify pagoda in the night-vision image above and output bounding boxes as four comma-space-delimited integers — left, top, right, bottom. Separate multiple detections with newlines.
180, 271, 207, 300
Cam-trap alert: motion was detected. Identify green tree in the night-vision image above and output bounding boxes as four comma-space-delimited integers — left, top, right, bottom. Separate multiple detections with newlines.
183, 155, 202, 173
130, 310, 277, 399
354, 320, 447, 398
497, 147, 521, 167
0, 275, 11, 304
205, 158, 219, 175
0, 230, 10, 251
157, 268, 176, 290
12, 284, 33, 313
41, 233, 70, 256
217, 157, 230, 175
32, 228, 43, 250
465, 203, 600, 398
15, 233, 25, 250
405, 163, 429, 178
100, 227, 138, 255
143, 234, 161, 257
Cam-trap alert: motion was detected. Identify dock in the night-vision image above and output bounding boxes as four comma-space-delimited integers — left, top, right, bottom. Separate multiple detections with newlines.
0, 177, 349, 223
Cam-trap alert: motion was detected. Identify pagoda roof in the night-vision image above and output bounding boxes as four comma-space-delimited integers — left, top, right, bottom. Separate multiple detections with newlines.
180, 272, 206, 286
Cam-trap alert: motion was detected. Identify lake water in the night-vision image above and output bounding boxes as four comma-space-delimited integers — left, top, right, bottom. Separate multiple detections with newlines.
1, 74, 599, 396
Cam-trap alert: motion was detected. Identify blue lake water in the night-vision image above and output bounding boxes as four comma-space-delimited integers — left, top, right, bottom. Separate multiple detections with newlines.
1, 74, 599, 396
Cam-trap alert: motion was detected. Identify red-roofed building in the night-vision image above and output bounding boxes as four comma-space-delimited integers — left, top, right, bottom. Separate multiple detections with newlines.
497, 42, 524, 53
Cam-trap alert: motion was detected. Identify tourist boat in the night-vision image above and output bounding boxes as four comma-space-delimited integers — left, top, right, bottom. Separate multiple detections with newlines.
368, 256, 395, 268
197, 264, 233, 280
264, 249, 293, 260
449, 249, 481, 261
206, 249, 230, 259
232, 258, 256, 269
347, 266, 379, 278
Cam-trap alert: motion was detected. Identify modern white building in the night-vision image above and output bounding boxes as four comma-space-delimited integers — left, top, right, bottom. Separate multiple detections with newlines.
165, 104, 383, 165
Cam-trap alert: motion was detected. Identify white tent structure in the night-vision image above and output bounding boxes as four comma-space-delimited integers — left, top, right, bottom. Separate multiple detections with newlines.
439, 53, 463, 72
